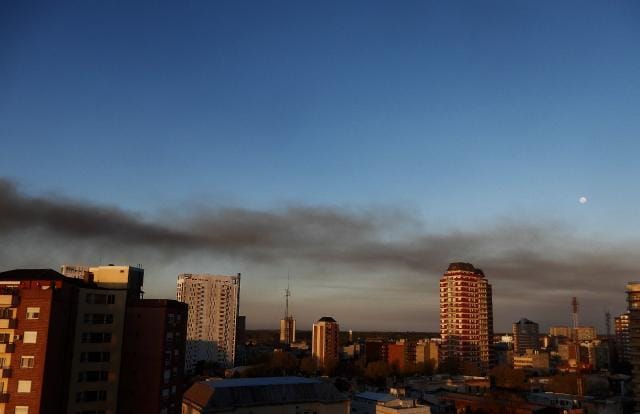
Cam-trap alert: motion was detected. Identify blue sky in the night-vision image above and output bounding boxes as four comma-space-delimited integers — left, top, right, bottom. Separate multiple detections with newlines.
2, 1, 640, 329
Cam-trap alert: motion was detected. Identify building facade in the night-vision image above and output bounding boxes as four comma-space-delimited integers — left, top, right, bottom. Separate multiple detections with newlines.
513, 318, 540, 355
66, 286, 128, 414
176, 273, 241, 371
549, 326, 597, 341
439, 262, 494, 373
415, 339, 439, 370
0, 270, 80, 414
312, 317, 339, 371
615, 311, 630, 363
118, 299, 188, 414
387, 341, 417, 372
280, 317, 296, 345
626, 282, 640, 412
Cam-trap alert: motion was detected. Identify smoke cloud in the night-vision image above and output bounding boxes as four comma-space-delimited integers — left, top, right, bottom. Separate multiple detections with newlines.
0, 177, 636, 330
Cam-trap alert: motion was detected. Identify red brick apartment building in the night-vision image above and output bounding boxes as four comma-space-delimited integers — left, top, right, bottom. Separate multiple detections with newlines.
0, 269, 81, 413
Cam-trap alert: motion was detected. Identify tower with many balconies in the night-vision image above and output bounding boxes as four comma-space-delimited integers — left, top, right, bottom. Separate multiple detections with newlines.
439, 262, 494, 373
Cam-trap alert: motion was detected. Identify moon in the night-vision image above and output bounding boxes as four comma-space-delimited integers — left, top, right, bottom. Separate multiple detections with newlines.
579, 196, 588, 204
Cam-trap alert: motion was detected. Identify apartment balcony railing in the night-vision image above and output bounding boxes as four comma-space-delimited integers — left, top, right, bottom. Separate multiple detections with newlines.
0, 344, 15, 353
0, 393, 8, 403
0, 320, 16, 329
0, 369, 11, 378
0, 295, 18, 307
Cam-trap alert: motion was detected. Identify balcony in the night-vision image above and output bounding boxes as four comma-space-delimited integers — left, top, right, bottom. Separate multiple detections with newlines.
0, 393, 8, 403
0, 295, 18, 306
0, 368, 11, 378
0, 344, 15, 353
0, 319, 16, 329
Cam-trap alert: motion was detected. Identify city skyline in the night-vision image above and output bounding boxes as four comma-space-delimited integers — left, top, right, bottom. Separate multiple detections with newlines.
2, 1, 640, 331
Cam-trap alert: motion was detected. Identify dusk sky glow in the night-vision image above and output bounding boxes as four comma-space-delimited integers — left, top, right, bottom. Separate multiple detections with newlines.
2, 1, 640, 331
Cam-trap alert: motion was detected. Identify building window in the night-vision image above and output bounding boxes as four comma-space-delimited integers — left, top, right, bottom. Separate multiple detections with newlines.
17, 380, 31, 393
80, 352, 110, 362
83, 314, 114, 324
20, 356, 34, 368
15, 407, 29, 414
23, 332, 37, 344
25, 308, 40, 320
0, 308, 12, 319
76, 390, 107, 402
78, 371, 108, 382
81, 332, 112, 343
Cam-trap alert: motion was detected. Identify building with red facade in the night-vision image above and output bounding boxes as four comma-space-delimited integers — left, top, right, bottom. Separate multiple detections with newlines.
387, 341, 416, 372
0, 269, 81, 414
439, 262, 494, 373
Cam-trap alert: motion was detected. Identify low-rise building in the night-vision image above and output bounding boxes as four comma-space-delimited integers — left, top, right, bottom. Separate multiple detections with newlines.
512, 350, 550, 370
352, 392, 429, 414
182, 376, 349, 414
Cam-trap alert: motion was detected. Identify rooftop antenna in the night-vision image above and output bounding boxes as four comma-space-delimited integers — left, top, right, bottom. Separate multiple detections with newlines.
572, 297, 579, 330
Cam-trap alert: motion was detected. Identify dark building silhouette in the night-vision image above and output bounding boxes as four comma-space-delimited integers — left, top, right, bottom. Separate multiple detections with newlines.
118, 299, 188, 414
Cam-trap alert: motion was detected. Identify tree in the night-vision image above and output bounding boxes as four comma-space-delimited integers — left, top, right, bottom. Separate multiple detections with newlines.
300, 356, 317, 376
461, 361, 482, 377
266, 352, 299, 376
438, 357, 461, 375
364, 361, 392, 386
489, 364, 526, 390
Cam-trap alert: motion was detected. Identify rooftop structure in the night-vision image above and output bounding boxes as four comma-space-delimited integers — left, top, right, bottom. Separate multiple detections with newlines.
353, 392, 430, 413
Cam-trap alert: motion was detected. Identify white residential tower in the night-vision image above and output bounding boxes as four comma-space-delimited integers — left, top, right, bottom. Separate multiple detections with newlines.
176, 273, 241, 371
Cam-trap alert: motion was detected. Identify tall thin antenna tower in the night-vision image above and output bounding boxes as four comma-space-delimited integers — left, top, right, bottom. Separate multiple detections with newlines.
279, 272, 296, 345
284, 272, 291, 319
572, 297, 579, 330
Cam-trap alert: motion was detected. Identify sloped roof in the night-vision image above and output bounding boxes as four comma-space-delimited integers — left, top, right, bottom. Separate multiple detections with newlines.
183, 377, 348, 411
354, 391, 396, 402
0, 268, 91, 287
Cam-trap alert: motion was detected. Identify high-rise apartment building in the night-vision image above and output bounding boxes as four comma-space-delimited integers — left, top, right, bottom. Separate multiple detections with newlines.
176, 273, 241, 371
615, 311, 630, 363
312, 317, 339, 370
280, 317, 296, 345
513, 318, 540, 355
439, 262, 494, 372
626, 282, 640, 411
